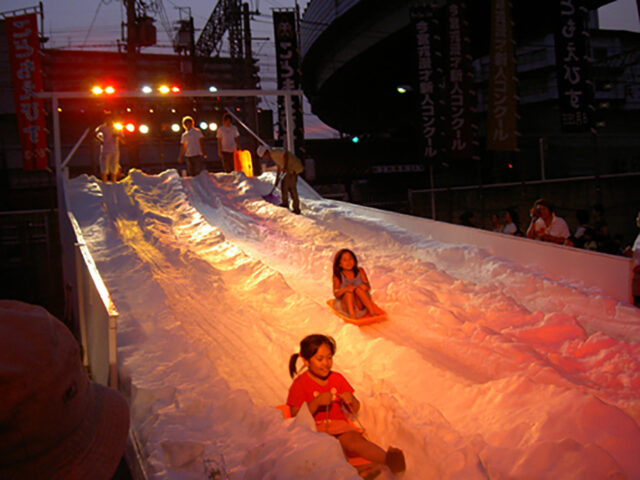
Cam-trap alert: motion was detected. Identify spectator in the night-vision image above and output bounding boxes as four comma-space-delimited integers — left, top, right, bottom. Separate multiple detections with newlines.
502, 209, 522, 236
489, 213, 503, 232
623, 211, 640, 306
460, 211, 476, 228
572, 209, 592, 249
526, 198, 571, 245
0, 300, 130, 480
592, 203, 616, 253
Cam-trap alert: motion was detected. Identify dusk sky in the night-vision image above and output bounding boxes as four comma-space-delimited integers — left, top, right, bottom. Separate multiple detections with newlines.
1, 0, 637, 138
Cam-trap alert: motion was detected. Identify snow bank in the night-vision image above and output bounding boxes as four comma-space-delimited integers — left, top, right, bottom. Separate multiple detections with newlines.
67, 169, 640, 479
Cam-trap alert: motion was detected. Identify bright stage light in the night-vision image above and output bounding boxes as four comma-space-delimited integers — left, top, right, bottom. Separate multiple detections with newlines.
91, 86, 103, 95
351, 136, 360, 143
125, 123, 135, 133
114, 122, 124, 131
171, 86, 180, 93
139, 124, 149, 134
104, 86, 116, 94
199, 121, 208, 130
158, 85, 170, 94
141, 85, 153, 94
171, 123, 180, 132
209, 85, 218, 92
209, 122, 218, 131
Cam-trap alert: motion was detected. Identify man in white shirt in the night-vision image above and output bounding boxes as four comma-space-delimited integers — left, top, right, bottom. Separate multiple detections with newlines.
178, 116, 206, 176
526, 198, 571, 245
94, 112, 123, 182
216, 113, 240, 173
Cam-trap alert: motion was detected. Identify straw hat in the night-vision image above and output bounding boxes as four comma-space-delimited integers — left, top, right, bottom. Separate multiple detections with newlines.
0, 300, 130, 480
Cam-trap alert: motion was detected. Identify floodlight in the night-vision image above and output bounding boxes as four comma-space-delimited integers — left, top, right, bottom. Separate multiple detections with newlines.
171, 123, 181, 132
125, 123, 135, 133
171, 86, 181, 93
141, 85, 153, 94
139, 124, 149, 134
158, 85, 170, 94
209, 85, 218, 92
91, 86, 103, 95
351, 136, 360, 143
104, 86, 115, 94
209, 122, 218, 131
199, 121, 208, 130
114, 122, 124, 131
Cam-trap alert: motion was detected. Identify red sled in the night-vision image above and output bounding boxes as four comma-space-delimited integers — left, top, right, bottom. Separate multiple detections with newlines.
276, 404, 380, 478
326, 299, 388, 326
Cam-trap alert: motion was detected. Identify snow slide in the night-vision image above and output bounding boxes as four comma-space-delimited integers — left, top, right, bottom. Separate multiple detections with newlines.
66, 169, 640, 480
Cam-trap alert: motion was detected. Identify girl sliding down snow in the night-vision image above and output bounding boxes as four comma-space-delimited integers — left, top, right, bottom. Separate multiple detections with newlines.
332, 249, 384, 319
287, 334, 406, 475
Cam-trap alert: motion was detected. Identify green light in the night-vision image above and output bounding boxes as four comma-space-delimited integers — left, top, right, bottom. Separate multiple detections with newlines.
351, 136, 360, 143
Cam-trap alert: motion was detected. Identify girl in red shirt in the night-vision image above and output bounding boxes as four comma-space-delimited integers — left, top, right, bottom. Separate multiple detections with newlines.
287, 334, 405, 474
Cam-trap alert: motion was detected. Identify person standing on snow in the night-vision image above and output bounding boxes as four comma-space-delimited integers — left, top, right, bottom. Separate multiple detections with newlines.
257, 144, 304, 215
94, 112, 124, 183
178, 116, 206, 176
216, 113, 240, 173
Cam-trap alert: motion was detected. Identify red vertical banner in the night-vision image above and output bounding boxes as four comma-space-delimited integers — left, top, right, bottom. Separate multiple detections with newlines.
5, 14, 48, 170
487, 0, 518, 151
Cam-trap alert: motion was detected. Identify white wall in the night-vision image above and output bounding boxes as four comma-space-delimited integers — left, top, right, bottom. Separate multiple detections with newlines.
338, 201, 633, 303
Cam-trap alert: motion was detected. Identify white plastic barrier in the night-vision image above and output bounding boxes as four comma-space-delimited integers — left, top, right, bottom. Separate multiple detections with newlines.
66, 211, 119, 387
332, 200, 633, 303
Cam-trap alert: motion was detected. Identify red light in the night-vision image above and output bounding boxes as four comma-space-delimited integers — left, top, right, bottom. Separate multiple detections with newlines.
508, 163, 513, 169
105, 86, 116, 94
125, 123, 135, 133
171, 86, 181, 93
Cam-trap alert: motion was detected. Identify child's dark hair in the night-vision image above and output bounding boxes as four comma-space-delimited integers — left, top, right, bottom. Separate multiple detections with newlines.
333, 249, 359, 280
288, 334, 337, 378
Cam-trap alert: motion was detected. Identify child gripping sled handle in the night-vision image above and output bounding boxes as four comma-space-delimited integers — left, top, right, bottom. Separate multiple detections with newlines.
285, 334, 406, 475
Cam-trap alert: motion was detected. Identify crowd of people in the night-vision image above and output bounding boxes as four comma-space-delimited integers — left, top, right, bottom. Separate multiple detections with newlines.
464, 200, 640, 307
473, 200, 637, 257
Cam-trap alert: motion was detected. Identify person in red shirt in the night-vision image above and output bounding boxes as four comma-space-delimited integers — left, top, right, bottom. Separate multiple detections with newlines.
287, 334, 406, 474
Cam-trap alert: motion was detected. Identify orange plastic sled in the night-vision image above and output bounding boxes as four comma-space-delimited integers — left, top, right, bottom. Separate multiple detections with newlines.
233, 149, 254, 177
326, 299, 387, 326
276, 404, 376, 477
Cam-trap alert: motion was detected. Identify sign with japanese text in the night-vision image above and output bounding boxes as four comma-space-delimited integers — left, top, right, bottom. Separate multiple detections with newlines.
487, 0, 518, 151
444, 0, 476, 159
410, 3, 444, 164
6, 13, 48, 170
554, 0, 594, 132
273, 10, 305, 159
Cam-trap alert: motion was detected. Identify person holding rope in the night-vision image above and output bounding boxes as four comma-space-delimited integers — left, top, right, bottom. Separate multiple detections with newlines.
287, 334, 406, 475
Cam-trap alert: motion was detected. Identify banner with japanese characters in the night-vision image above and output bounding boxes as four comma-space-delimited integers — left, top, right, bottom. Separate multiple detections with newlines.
444, 0, 476, 159
487, 0, 518, 151
5, 13, 48, 170
410, 2, 444, 164
554, 0, 594, 132
273, 10, 304, 159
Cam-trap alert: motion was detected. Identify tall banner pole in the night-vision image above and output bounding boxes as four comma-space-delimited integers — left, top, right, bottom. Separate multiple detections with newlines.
410, 2, 444, 219
5, 13, 48, 170
273, 9, 304, 157
487, 0, 518, 152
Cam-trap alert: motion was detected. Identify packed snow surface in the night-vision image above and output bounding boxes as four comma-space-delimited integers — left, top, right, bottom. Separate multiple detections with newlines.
66, 169, 640, 480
